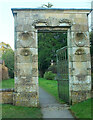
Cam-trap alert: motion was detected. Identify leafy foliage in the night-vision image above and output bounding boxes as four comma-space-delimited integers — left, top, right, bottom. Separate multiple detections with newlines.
90, 31, 93, 56
41, 2, 53, 8
47, 64, 57, 74
44, 71, 56, 80
2, 49, 14, 78
0, 42, 11, 53
38, 32, 67, 76
90, 31, 93, 79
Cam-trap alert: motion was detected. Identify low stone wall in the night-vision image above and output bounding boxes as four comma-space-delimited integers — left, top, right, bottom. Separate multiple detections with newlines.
0, 89, 14, 104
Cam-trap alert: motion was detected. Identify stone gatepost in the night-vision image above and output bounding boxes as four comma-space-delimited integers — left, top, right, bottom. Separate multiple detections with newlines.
12, 11, 39, 107
69, 15, 91, 104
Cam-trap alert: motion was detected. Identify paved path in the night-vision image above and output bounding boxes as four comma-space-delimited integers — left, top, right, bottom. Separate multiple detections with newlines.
39, 87, 75, 119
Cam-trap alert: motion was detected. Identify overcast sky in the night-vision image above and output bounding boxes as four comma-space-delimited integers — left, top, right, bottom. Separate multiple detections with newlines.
0, 0, 92, 49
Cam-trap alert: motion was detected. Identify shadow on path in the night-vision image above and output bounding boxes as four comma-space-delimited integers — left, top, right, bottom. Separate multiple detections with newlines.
39, 87, 75, 119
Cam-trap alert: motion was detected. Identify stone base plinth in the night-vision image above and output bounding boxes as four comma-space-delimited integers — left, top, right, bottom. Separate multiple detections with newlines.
71, 90, 91, 105
13, 92, 39, 107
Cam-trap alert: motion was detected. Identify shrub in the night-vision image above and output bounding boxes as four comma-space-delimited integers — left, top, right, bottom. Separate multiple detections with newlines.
44, 71, 56, 80
47, 64, 57, 74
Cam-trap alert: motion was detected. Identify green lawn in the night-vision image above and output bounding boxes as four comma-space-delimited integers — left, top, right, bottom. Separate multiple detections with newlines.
0, 79, 42, 119
1, 104, 42, 118
70, 98, 92, 119
0, 79, 14, 89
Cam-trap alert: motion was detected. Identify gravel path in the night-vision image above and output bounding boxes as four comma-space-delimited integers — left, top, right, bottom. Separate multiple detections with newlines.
39, 87, 75, 119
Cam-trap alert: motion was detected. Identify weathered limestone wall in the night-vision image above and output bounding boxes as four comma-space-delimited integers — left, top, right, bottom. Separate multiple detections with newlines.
68, 14, 91, 104
13, 12, 39, 107
12, 9, 91, 106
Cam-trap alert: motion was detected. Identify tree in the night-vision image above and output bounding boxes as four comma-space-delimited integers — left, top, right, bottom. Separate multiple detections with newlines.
2, 49, 14, 78
90, 31, 93, 71
90, 31, 93, 56
0, 42, 11, 53
38, 32, 67, 77
90, 31, 93, 89
41, 2, 53, 8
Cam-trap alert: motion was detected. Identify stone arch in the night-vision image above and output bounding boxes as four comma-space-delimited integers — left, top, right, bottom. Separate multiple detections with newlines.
11, 8, 91, 107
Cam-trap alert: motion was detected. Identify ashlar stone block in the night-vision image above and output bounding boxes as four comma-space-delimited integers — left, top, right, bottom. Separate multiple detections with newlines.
16, 48, 38, 63
71, 32, 90, 47
71, 91, 91, 104
13, 92, 39, 107
16, 63, 32, 76
15, 76, 38, 85
16, 32, 37, 48
15, 84, 38, 93
71, 62, 90, 76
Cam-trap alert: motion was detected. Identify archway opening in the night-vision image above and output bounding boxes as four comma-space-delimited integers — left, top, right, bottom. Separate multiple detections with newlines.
38, 29, 69, 103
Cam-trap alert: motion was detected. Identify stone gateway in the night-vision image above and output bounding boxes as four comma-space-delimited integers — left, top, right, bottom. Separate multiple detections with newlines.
11, 8, 91, 107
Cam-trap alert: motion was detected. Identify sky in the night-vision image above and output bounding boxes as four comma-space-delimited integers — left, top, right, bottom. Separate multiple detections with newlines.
0, 0, 92, 50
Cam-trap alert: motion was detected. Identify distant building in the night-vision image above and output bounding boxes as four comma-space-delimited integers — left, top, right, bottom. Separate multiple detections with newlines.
0, 60, 9, 80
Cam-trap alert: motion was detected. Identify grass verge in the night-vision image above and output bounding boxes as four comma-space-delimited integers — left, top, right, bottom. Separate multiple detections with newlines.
0, 79, 14, 89
70, 98, 92, 119
1, 104, 42, 118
